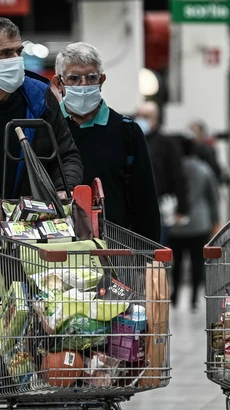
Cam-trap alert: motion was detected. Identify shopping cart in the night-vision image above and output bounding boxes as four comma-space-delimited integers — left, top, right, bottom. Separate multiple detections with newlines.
204, 221, 230, 409
0, 119, 172, 409
0, 184, 172, 409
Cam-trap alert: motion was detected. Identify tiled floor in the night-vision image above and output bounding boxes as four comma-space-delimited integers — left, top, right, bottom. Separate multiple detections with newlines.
123, 284, 226, 410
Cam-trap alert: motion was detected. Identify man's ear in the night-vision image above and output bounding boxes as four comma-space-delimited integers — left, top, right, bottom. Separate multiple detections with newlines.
52, 75, 63, 93
100, 73, 106, 91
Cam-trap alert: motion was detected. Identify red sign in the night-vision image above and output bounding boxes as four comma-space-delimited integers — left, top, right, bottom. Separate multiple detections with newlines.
0, 0, 30, 16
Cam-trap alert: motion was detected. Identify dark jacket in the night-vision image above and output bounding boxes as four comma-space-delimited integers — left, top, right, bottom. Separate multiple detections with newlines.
3, 71, 83, 198
66, 107, 161, 242
146, 129, 188, 214
195, 143, 222, 182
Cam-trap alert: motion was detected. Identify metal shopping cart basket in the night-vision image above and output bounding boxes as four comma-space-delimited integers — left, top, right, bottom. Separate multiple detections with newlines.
0, 120, 172, 409
204, 221, 230, 409
0, 191, 172, 409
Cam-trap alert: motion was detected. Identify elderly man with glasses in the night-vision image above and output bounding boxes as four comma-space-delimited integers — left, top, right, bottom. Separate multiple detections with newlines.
52, 42, 160, 242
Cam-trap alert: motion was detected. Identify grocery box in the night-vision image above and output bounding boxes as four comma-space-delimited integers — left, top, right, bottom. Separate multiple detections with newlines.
1, 221, 41, 243
10, 197, 57, 222
112, 305, 147, 334
36, 216, 76, 243
0, 282, 29, 354
107, 334, 145, 362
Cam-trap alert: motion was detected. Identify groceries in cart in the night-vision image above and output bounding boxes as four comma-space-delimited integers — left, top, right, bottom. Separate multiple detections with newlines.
0, 258, 169, 393
207, 287, 230, 383
0, 193, 171, 404
1, 197, 76, 243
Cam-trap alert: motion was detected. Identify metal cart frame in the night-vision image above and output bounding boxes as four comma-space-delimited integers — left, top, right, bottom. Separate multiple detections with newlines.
0, 206, 172, 409
204, 221, 230, 409
0, 120, 172, 409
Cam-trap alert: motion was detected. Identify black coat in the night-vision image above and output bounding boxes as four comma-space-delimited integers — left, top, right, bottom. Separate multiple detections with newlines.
66, 106, 161, 242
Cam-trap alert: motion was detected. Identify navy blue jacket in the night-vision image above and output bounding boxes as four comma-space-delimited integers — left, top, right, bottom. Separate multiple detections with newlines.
5, 71, 83, 198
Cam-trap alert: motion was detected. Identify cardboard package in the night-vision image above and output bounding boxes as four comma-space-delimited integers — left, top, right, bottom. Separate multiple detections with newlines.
1, 221, 41, 244
139, 261, 169, 387
36, 216, 76, 243
10, 197, 57, 222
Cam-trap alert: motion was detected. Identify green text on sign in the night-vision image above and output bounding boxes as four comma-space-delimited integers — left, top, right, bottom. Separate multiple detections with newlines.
171, 0, 230, 23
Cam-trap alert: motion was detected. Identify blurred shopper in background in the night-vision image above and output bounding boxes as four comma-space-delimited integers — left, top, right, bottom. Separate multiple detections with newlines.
189, 120, 216, 146
134, 100, 189, 245
169, 136, 220, 311
187, 120, 223, 183
0, 17, 83, 199
52, 42, 161, 242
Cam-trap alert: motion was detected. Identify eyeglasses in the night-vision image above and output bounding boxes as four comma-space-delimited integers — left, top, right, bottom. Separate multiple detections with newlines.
60, 73, 101, 86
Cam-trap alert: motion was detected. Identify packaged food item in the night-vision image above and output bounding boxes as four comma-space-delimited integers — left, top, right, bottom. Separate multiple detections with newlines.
95, 275, 133, 301
56, 314, 111, 351
29, 266, 104, 294
107, 332, 145, 362
221, 287, 230, 320
37, 289, 128, 331
61, 267, 104, 291
1, 221, 41, 243
112, 305, 147, 334
41, 350, 83, 387
10, 197, 57, 222
6, 347, 36, 389
211, 322, 224, 349
36, 216, 76, 243
82, 352, 120, 387
1, 201, 16, 221
0, 282, 29, 354
225, 342, 230, 369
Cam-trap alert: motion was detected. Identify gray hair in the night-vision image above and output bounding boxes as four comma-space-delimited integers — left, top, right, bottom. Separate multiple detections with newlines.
55, 42, 104, 76
0, 17, 20, 38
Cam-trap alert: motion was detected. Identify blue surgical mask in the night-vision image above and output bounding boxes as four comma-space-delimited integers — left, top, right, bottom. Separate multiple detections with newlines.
63, 84, 101, 116
0, 56, 25, 93
135, 116, 152, 136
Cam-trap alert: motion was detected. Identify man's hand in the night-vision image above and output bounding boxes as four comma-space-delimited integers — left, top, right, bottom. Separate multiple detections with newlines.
57, 191, 73, 199
57, 191, 68, 200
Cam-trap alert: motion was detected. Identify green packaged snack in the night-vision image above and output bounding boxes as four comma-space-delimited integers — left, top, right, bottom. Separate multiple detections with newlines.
56, 315, 111, 350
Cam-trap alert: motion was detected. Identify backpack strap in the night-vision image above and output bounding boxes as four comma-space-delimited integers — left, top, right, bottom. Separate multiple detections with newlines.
122, 116, 137, 220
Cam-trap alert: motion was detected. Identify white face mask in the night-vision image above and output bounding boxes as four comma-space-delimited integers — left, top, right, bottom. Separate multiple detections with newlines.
63, 85, 101, 116
0, 56, 25, 93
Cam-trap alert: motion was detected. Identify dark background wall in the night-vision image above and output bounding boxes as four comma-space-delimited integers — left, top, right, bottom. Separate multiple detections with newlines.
144, 0, 169, 11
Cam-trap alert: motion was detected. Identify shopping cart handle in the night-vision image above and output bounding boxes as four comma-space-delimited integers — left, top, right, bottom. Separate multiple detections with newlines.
92, 177, 105, 204
203, 245, 222, 259
39, 249, 67, 262
11, 119, 46, 128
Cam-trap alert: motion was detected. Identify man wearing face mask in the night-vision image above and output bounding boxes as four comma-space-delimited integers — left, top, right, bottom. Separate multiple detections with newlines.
0, 17, 83, 200
135, 100, 189, 245
52, 42, 160, 242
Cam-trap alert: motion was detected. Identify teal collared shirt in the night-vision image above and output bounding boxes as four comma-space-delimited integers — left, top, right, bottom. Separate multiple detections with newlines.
60, 99, 109, 128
